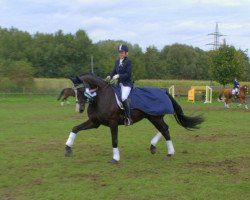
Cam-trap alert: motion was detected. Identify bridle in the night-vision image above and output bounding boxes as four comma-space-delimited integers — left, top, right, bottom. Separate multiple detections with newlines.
241, 85, 249, 94
73, 84, 85, 90
73, 84, 98, 105
72, 84, 85, 111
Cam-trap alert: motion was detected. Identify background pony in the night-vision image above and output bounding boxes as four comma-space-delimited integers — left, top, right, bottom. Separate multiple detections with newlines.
219, 85, 249, 109
57, 88, 76, 106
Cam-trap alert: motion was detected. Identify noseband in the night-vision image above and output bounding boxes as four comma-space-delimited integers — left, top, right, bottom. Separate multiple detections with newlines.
73, 84, 85, 90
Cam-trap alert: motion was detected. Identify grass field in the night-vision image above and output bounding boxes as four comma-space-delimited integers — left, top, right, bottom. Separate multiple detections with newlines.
33, 78, 250, 94
0, 95, 249, 200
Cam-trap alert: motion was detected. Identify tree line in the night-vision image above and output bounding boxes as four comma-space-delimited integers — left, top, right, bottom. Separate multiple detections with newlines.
0, 27, 249, 91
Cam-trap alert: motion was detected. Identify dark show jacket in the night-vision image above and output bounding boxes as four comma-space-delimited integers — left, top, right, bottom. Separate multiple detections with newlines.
110, 57, 133, 87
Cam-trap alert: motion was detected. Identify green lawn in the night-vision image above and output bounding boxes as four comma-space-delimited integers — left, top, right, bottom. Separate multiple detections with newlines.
0, 95, 249, 200
33, 78, 250, 94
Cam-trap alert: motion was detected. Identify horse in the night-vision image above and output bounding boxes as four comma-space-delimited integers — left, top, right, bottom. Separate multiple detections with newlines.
219, 85, 249, 109
64, 74, 204, 163
57, 88, 76, 106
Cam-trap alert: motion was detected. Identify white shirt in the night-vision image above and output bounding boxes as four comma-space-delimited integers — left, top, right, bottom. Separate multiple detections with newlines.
119, 58, 124, 66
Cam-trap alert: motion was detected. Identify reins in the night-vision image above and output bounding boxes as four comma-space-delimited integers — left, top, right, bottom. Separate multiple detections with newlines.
73, 84, 99, 93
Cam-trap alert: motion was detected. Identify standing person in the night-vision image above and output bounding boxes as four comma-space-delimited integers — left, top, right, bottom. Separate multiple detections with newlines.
233, 77, 240, 98
106, 44, 133, 125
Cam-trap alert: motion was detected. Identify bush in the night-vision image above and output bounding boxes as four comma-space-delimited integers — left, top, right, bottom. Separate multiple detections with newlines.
0, 60, 34, 92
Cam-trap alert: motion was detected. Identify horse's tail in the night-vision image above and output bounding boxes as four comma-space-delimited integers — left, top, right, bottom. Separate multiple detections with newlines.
57, 89, 65, 100
166, 91, 204, 129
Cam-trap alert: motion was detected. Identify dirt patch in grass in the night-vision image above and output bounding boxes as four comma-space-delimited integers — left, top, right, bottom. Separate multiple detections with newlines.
185, 157, 250, 175
191, 133, 238, 142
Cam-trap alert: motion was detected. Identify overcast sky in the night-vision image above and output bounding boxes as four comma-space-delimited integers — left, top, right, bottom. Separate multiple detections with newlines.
0, 0, 249, 53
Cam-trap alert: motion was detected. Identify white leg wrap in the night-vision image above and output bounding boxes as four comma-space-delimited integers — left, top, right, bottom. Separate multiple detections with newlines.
66, 132, 76, 147
75, 103, 80, 112
166, 140, 175, 155
150, 132, 162, 146
113, 148, 120, 161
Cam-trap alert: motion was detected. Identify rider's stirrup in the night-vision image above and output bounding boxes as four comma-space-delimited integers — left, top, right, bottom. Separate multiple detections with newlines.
124, 118, 133, 126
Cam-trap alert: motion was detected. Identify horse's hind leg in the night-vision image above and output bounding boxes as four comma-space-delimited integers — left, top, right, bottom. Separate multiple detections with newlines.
65, 97, 70, 105
61, 99, 65, 106
150, 132, 162, 154
61, 97, 67, 106
148, 116, 175, 158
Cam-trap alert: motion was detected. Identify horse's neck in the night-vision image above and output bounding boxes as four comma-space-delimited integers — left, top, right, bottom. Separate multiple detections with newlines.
84, 75, 106, 88
89, 86, 117, 113
84, 76, 116, 105
240, 87, 245, 93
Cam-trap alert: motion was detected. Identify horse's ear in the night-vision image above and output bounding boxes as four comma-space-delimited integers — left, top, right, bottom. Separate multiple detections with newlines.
68, 76, 76, 83
76, 76, 82, 83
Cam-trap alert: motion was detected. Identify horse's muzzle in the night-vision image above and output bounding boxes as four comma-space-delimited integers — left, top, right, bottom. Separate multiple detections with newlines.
79, 103, 85, 113
75, 102, 85, 113
79, 108, 84, 113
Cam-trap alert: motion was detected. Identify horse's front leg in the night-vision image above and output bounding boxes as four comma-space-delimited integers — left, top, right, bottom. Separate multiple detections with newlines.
237, 98, 243, 107
108, 122, 119, 164
239, 98, 248, 109
224, 100, 230, 108
65, 120, 100, 157
243, 99, 248, 109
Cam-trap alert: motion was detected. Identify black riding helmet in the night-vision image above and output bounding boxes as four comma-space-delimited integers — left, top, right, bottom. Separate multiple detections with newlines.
118, 44, 128, 53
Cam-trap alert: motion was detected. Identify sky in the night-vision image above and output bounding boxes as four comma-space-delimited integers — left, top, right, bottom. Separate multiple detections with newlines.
0, 0, 249, 54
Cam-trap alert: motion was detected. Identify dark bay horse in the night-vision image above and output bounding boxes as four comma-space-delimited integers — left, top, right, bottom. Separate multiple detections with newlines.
219, 85, 249, 109
57, 88, 76, 106
65, 74, 204, 163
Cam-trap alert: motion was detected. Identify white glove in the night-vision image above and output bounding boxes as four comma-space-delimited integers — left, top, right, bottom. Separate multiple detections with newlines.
105, 76, 111, 82
85, 88, 93, 96
112, 74, 119, 80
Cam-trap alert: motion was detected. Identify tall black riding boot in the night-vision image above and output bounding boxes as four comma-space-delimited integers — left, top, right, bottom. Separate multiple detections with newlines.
122, 99, 133, 126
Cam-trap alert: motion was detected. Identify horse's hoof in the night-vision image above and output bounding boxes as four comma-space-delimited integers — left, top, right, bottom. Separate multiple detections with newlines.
107, 159, 119, 164
165, 154, 173, 160
65, 146, 73, 157
150, 144, 157, 154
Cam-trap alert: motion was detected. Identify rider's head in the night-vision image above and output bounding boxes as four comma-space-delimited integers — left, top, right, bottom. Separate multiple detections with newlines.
118, 44, 128, 59
235, 77, 237, 81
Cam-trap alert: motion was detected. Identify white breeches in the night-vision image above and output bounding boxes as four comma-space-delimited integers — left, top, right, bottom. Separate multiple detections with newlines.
119, 83, 131, 101
232, 88, 238, 95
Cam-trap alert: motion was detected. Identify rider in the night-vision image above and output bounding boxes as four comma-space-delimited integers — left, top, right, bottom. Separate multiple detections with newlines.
233, 77, 240, 97
106, 44, 133, 126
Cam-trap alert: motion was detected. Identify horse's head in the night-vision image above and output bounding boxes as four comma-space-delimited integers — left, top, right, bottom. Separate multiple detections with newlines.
69, 76, 86, 113
241, 85, 249, 94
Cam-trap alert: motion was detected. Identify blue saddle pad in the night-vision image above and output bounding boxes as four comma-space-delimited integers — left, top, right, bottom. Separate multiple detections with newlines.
112, 85, 175, 115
